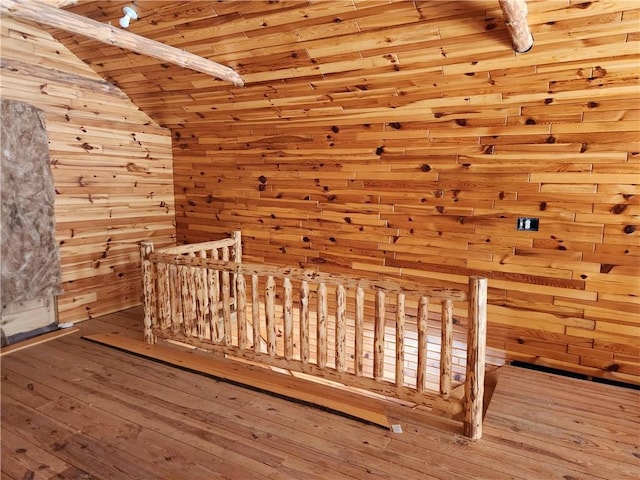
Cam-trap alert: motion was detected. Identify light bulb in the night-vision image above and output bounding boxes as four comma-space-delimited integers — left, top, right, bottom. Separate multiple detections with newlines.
119, 6, 137, 29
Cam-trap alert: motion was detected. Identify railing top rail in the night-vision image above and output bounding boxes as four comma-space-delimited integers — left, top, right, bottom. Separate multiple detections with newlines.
158, 238, 237, 255
148, 251, 468, 301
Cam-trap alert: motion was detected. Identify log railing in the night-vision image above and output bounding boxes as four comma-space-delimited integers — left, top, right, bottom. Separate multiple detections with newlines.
140, 236, 488, 439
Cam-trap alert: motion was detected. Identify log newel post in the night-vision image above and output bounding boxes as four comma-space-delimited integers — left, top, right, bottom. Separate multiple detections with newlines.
232, 231, 242, 263
499, 0, 534, 53
140, 241, 156, 344
463, 276, 488, 440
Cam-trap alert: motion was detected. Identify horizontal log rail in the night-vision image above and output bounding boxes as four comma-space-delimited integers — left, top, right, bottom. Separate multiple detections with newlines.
140, 237, 487, 439
147, 252, 467, 302
157, 237, 239, 255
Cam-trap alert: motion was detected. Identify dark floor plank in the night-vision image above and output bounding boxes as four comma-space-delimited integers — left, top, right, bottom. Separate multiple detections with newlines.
1, 397, 177, 480
46, 466, 99, 480
1, 428, 71, 480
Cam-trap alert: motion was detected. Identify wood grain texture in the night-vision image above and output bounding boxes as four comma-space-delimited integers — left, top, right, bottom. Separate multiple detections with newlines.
1, 0, 244, 85
3, 308, 638, 480
0, 16, 176, 323
84, 332, 393, 428
37, 0, 640, 381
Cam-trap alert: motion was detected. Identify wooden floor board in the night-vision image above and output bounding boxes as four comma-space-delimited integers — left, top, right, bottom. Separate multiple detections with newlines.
494, 368, 640, 411
490, 393, 639, 444
4, 336, 409, 479
1, 307, 638, 480
0, 427, 74, 480
1, 398, 172, 480
81, 332, 394, 428
484, 409, 639, 478
2, 347, 279, 479
22, 338, 402, 476
382, 407, 581, 480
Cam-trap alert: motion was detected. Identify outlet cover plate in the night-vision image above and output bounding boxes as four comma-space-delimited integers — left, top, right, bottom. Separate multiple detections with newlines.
517, 217, 539, 231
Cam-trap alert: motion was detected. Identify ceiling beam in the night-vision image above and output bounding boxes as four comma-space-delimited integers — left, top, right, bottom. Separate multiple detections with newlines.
498, 0, 534, 53
0, 0, 245, 87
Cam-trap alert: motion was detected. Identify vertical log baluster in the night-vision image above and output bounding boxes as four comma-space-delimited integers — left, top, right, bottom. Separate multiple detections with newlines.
374, 289, 385, 381
237, 273, 247, 350
195, 249, 210, 339
179, 253, 196, 337
188, 252, 198, 337
416, 296, 429, 392
221, 246, 232, 346
168, 263, 181, 333
317, 283, 328, 368
252, 274, 261, 353
464, 277, 488, 440
395, 292, 405, 387
440, 299, 454, 399
283, 277, 293, 360
231, 231, 242, 323
300, 280, 310, 365
156, 261, 170, 330
354, 286, 364, 377
209, 249, 220, 341
335, 285, 347, 372
265, 276, 276, 357
140, 242, 156, 344
178, 263, 189, 335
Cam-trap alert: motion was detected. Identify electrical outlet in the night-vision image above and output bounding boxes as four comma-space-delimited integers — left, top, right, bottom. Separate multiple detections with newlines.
517, 217, 539, 231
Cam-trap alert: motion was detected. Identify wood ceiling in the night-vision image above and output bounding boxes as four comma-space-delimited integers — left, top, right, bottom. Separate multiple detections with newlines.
49, 0, 608, 130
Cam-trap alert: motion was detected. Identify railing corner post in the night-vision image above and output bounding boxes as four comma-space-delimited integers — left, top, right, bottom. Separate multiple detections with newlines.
463, 276, 488, 440
232, 230, 242, 263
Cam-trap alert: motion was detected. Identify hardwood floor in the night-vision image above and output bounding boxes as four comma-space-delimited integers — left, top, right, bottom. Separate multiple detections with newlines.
2, 307, 639, 480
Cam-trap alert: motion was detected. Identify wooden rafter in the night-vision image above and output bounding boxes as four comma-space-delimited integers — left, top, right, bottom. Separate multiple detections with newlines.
499, 0, 534, 53
0, 0, 245, 86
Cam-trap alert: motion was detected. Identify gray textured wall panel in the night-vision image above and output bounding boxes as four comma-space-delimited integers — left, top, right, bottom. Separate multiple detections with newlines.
1, 99, 62, 305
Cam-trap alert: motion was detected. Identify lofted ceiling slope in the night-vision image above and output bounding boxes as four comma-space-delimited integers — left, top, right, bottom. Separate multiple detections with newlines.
48, 0, 640, 132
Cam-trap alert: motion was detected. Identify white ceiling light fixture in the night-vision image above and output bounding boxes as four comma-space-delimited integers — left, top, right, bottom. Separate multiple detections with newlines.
119, 6, 137, 29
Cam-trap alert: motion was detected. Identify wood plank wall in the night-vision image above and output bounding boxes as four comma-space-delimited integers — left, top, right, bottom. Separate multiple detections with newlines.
50, 0, 639, 382
0, 17, 176, 323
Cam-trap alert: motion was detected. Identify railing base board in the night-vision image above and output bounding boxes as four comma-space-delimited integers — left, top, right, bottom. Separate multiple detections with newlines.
82, 332, 393, 429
